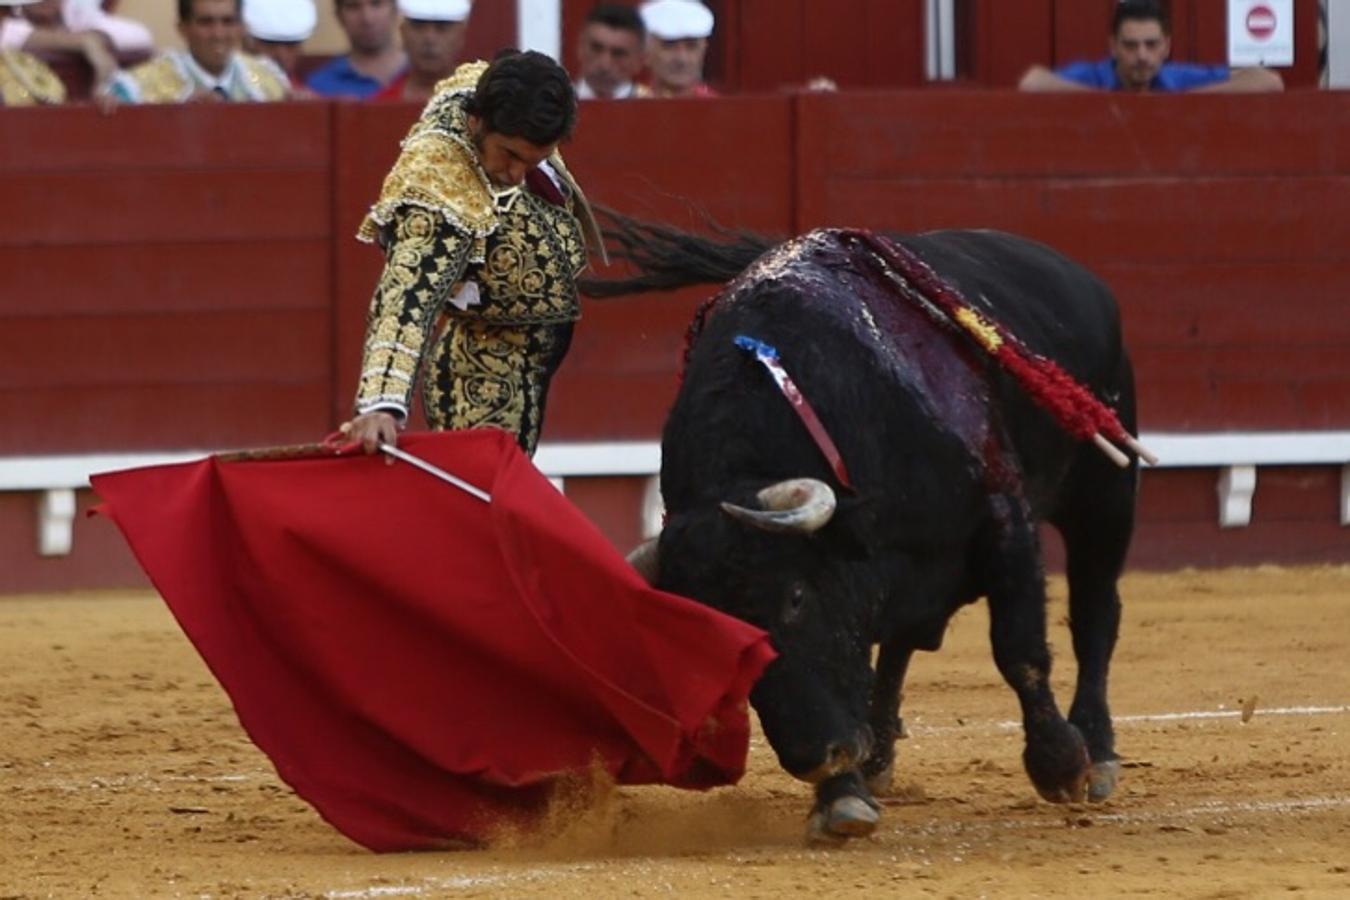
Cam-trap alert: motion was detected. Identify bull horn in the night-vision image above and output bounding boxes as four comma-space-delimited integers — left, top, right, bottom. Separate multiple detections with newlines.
720, 478, 837, 534
626, 537, 660, 584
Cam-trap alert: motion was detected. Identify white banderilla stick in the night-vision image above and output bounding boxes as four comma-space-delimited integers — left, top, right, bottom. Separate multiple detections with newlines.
378, 443, 492, 503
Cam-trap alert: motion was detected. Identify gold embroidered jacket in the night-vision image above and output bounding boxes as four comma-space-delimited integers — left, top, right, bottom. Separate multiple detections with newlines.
355, 61, 596, 417
0, 49, 66, 106
107, 50, 289, 103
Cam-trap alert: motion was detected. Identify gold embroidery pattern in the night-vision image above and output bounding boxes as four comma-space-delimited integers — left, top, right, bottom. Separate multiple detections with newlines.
0, 50, 66, 106
120, 55, 191, 103
358, 61, 496, 246
239, 54, 290, 101
426, 319, 572, 455
358, 132, 497, 248
465, 189, 587, 324
355, 208, 472, 415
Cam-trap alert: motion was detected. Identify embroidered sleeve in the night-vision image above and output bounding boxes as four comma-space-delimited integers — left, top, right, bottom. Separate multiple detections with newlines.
354, 207, 473, 418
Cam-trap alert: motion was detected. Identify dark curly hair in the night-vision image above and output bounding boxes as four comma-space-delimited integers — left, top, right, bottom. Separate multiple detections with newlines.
1113, 0, 1169, 36
179, 0, 241, 23
465, 50, 578, 146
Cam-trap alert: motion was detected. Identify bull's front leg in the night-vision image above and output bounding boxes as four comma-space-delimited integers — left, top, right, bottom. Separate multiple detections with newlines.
806, 770, 881, 844
860, 638, 913, 795
983, 494, 1090, 804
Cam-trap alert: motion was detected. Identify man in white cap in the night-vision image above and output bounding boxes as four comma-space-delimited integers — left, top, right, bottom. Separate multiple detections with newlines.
104, 0, 289, 103
306, 0, 404, 99
0, 0, 67, 104
640, 0, 715, 98
243, 0, 315, 88
371, 0, 467, 102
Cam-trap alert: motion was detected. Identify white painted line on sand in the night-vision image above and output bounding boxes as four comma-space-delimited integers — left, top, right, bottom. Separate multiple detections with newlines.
912, 704, 1349, 735
324, 864, 604, 899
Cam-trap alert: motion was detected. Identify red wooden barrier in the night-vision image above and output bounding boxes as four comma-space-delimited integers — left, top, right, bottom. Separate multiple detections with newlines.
0, 103, 335, 456
2, 90, 1348, 590
793, 90, 1350, 432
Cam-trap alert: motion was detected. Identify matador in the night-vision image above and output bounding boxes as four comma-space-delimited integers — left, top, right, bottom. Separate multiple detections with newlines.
351, 53, 602, 457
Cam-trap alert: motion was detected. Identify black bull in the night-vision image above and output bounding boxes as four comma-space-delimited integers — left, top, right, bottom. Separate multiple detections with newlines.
587, 223, 1139, 841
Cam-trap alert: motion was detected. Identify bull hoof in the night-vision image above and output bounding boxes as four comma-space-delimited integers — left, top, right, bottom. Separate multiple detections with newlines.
1087, 759, 1120, 802
1025, 722, 1091, 804
805, 795, 880, 844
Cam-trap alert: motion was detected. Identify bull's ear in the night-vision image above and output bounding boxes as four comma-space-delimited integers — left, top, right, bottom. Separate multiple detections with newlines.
819, 494, 882, 560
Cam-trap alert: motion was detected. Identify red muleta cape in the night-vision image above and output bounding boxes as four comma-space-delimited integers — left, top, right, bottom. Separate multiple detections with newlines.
92, 430, 775, 852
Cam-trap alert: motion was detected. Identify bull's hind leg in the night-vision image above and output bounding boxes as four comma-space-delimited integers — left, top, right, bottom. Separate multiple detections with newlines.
983, 494, 1090, 804
861, 639, 914, 795
1054, 449, 1137, 802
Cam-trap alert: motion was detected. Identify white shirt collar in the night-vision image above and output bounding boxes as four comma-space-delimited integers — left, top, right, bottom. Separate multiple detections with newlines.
177, 48, 243, 93
575, 78, 638, 100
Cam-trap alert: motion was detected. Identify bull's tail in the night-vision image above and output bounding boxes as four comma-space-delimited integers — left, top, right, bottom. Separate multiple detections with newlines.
578, 206, 778, 298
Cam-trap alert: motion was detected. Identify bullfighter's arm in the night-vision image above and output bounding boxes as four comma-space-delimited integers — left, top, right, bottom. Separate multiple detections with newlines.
352, 207, 473, 437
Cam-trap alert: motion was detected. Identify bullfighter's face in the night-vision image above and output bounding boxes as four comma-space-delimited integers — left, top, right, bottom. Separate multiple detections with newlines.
468, 115, 557, 189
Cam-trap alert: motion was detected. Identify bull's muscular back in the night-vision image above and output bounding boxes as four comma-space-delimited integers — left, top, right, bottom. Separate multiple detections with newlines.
893, 228, 1133, 511
661, 228, 1131, 529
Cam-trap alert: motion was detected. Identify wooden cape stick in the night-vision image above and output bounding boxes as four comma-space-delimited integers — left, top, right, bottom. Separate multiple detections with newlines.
215, 440, 492, 503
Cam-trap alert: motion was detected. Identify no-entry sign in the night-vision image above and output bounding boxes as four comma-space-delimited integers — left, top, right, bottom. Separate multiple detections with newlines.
1228, 0, 1293, 66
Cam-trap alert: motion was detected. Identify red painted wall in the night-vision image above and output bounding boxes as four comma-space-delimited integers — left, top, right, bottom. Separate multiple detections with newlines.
2, 90, 1348, 591
0, 103, 335, 456
792, 89, 1350, 431
966, 0, 1321, 88
462, 0, 516, 60
561, 0, 923, 93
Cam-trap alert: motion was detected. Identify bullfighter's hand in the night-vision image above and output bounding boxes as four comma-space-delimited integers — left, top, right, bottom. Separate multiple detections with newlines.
345, 411, 400, 460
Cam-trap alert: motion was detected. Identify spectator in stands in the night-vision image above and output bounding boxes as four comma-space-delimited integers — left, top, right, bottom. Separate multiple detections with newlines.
243, 0, 315, 89
372, 0, 467, 102
1, 0, 151, 93
306, 0, 404, 99
0, 0, 65, 103
345, 52, 604, 459
575, 3, 648, 100
104, 0, 289, 103
1019, 0, 1283, 93
640, 0, 715, 97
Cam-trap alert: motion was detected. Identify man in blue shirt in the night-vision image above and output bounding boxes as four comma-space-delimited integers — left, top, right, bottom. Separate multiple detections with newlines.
1020, 0, 1283, 93
306, 0, 406, 98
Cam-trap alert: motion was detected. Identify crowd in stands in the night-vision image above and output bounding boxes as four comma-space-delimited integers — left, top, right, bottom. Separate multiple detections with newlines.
0, 0, 1296, 108
0, 0, 722, 107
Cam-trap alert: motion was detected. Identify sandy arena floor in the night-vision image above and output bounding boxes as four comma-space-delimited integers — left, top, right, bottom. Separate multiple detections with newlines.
2, 565, 1348, 899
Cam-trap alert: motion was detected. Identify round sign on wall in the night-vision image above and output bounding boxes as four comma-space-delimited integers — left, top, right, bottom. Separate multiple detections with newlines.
1246, 4, 1277, 41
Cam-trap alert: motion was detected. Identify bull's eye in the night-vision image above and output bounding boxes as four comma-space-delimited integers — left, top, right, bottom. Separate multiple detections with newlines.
782, 584, 808, 625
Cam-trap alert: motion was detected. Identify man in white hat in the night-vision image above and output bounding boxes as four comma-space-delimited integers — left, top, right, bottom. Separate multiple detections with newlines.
104, 0, 289, 103
0, 0, 67, 104
243, 0, 315, 88
640, 0, 715, 98
371, 0, 468, 102
306, 0, 404, 99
